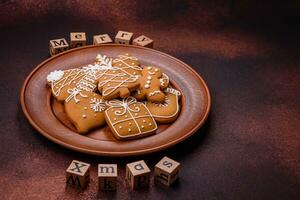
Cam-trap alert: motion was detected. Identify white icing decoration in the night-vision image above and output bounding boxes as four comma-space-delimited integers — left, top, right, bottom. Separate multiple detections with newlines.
145, 87, 181, 119
148, 90, 161, 97
98, 72, 139, 96
156, 96, 170, 107
106, 97, 141, 116
49, 54, 117, 100
65, 88, 88, 103
164, 87, 181, 96
113, 54, 142, 72
104, 96, 157, 138
97, 54, 145, 97
160, 73, 169, 87
47, 70, 64, 82
90, 98, 106, 112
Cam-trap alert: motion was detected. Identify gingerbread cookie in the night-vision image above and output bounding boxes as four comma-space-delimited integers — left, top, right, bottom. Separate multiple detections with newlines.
105, 96, 157, 140
97, 55, 142, 100
64, 90, 107, 134
46, 54, 116, 102
145, 88, 181, 123
134, 66, 169, 103
112, 53, 142, 76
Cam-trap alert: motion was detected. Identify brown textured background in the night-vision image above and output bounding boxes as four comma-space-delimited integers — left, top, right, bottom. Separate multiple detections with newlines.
0, 0, 300, 199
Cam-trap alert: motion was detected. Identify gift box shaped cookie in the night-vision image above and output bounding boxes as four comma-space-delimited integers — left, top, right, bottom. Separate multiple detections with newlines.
105, 96, 157, 140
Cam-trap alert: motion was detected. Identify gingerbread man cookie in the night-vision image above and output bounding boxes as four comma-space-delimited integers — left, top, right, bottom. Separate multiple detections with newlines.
133, 66, 169, 103
105, 96, 157, 140
145, 88, 181, 123
97, 55, 142, 100
65, 90, 107, 134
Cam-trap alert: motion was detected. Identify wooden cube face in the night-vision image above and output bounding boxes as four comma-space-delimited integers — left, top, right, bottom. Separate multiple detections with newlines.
66, 160, 90, 188
98, 164, 117, 190
133, 35, 154, 48
70, 32, 86, 48
126, 160, 151, 189
115, 31, 133, 45
154, 156, 180, 186
49, 38, 69, 56
93, 34, 112, 45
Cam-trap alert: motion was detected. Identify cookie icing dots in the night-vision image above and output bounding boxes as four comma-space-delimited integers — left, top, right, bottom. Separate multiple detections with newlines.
133, 66, 169, 103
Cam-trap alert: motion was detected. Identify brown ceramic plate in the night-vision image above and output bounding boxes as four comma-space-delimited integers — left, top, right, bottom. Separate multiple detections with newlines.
20, 44, 211, 156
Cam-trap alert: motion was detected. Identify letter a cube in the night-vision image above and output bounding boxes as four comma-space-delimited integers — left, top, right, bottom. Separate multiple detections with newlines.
154, 156, 180, 186
66, 160, 90, 188
98, 164, 117, 190
126, 160, 150, 189
49, 38, 69, 56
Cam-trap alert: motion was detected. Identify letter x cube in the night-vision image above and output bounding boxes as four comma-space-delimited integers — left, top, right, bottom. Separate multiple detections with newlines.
126, 160, 151, 189
66, 160, 90, 188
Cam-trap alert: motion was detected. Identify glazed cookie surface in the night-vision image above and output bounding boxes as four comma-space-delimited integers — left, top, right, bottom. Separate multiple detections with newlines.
64, 90, 107, 134
112, 53, 142, 76
105, 96, 157, 140
97, 55, 142, 100
145, 88, 181, 123
134, 66, 169, 103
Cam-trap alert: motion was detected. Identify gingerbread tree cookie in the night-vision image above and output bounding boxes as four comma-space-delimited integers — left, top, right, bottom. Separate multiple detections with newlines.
145, 88, 181, 123
46, 54, 114, 134
112, 53, 142, 76
133, 66, 169, 103
97, 54, 142, 100
105, 96, 157, 140
65, 90, 107, 134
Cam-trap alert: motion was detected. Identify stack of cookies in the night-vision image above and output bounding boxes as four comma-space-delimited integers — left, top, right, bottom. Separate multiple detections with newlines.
46, 54, 181, 140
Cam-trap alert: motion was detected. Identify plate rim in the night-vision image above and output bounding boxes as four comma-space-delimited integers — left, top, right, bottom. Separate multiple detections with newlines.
20, 44, 211, 156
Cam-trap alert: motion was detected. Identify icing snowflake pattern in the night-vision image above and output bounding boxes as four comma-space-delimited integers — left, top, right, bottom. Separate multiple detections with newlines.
47, 70, 64, 82
90, 98, 106, 112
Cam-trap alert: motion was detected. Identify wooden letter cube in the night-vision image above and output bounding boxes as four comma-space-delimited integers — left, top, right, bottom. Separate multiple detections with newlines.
133, 35, 154, 48
66, 160, 90, 188
154, 156, 180, 186
115, 30, 133, 45
70, 32, 86, 48
49, 38, 69, 56
126, 160, 150, 189
98, 164, 117, 190
93, 34, 112, 45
